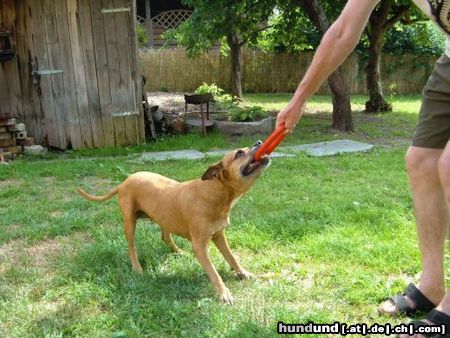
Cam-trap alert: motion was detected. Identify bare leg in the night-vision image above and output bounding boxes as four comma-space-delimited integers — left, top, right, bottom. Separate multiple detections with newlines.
191, 236, 233, 304
212, 230, 252, 279
161, 230, 183, 253
380, 146, 448, 314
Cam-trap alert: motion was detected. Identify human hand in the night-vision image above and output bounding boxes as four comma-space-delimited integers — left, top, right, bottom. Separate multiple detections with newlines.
276, 100, 305, 133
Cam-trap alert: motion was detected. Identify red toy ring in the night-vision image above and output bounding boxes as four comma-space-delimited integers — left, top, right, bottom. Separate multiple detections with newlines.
254, 124, 287, 161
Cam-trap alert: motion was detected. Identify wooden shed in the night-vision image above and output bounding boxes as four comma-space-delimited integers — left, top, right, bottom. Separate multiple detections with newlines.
0, 0, 145, 149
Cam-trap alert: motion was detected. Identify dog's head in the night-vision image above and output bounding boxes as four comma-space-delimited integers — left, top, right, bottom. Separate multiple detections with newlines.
201, 141, 270, 191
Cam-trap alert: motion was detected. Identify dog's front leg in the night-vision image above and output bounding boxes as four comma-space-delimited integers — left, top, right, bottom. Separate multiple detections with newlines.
191, 236, 233, 304
212, 230, 252, 280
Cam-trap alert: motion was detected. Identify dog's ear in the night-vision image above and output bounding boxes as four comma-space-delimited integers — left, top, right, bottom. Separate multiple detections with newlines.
202, 162, 225, 181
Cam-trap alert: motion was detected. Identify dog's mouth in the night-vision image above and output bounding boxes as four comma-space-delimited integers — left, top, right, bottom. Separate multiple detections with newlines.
241, 142, 271, 177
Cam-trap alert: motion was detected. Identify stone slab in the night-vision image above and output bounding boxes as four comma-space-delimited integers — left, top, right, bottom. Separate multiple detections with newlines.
281, 139, 374, 157
139, 150, 205, 162
214, 117, 273, 136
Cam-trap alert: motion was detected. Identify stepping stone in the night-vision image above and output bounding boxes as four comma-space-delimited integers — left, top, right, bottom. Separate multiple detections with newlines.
281, 139, 374, 157
139, 150, 205, 162
205, 149, 294, 158
204, 150, 229, 157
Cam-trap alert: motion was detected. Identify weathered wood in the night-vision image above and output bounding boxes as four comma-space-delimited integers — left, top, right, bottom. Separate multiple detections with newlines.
6, 145, 22, 154
42, 0, 69, 149
1, 0, 143, 149
0, 0, 22, 118
0, 118, 16, 126
131, 0, 146, 141
114, 0, 138, 145
103, 0, 126, 145
0, 112, 15, 120
17, 137, 35, 146
0, 133, 13, 140
0, 139, 16, 147
29, 0, 58, 146
53, 0, 83, 149
25, 0, 46, 144
67, 0, 94, 148
13, 1, 31, 132
78, 0, 105, 148
89, 0, 115, 146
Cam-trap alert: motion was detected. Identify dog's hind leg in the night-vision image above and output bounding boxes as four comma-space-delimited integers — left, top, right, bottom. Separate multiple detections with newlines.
120, 199, 143, 273
161, 230, 183, 254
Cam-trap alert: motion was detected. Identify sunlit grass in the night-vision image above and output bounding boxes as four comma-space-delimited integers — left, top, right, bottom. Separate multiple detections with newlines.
1, 94, 446, 337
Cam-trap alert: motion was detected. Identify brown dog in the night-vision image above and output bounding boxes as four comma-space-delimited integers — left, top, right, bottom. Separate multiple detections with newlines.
76, 142, 270, 303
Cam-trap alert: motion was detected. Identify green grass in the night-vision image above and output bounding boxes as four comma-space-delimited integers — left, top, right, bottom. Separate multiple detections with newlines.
0, 95, 448, 337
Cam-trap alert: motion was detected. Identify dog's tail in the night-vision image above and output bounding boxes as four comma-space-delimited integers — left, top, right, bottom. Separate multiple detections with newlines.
76, 186, 119, 202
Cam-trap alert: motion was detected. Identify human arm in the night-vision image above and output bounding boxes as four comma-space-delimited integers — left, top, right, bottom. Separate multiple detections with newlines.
276, 0, 380, 131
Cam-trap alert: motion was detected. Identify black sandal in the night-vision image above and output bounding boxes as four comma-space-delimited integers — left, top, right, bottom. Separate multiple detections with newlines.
380, 283, 436, 316
409, 309, 450, 337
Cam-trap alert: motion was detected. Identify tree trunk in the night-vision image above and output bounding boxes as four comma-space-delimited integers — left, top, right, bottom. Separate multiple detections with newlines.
295, 0, 353, 131
145, 0, 154, 48
227, 33, 243, 99
365, 2, 393, 113
329, 70, 353, 131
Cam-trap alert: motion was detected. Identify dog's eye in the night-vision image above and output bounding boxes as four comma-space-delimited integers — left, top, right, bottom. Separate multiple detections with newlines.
235, 150, 245, 159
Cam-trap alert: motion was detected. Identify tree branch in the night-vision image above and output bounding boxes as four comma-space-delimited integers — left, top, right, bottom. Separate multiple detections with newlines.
384, 6, 409, 30
239, 25, 273, 46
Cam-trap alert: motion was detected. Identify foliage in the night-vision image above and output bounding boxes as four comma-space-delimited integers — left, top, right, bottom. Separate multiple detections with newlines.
256, 0, 345, 53
257, 7, 320, 53
164, 0, 274, 56
383, 21, 447, 56
136, 23, 148, 48
194, 82, 224, 97
229, 105, 268, 122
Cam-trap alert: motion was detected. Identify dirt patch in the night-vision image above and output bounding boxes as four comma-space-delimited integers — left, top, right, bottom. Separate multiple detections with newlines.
147, 92, 186, 115
79, 176, 114, 194
0, 179, 21, 189
0, 232, 93, 273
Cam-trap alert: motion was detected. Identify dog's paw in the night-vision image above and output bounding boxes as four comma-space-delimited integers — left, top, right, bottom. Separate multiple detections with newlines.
236, 269, 253, 280
132, 264, 144, 274
218, 287, 234, 305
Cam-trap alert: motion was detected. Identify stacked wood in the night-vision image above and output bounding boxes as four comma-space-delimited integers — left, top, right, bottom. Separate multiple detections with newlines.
0, 112, 35, 163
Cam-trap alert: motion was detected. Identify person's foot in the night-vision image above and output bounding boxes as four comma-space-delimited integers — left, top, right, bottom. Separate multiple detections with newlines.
398, 308, 450, 338
379, 284, 444, 316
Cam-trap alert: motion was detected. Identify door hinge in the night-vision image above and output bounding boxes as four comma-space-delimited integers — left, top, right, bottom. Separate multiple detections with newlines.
112, 111, 139, 117
101, 8, 130, 14
32, 69, 64, 76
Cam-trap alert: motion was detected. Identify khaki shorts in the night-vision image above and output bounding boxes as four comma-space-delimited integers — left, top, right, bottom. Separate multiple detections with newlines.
412, 54, 450, 149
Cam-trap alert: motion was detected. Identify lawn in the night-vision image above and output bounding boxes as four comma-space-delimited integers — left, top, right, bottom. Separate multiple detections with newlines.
0, 94, 448, 337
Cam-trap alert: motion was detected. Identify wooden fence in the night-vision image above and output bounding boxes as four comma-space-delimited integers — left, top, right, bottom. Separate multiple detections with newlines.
139, 48, 437, 95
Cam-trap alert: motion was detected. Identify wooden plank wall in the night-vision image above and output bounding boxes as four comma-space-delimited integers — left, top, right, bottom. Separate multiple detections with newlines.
0, 0, 144, 149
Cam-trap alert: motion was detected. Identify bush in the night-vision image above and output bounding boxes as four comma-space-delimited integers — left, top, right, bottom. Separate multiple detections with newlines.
137, 23, 148, 48
229, 106, 267, 122
194, 82, 224, 96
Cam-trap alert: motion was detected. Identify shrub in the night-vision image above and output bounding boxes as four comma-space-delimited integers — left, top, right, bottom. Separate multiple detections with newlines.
137, 23, 148, 48
229, 106, 267, 122
194, 82, 224, 96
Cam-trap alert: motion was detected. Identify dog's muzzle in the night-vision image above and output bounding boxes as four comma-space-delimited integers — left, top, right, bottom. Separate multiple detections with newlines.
241, 141, 271, 177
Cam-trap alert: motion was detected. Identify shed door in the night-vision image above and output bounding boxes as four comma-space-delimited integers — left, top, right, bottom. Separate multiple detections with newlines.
28, 0, 144, 149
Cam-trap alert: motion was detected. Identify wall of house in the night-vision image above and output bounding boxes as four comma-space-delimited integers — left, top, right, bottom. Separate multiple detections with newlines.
0, 0, 144, 149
